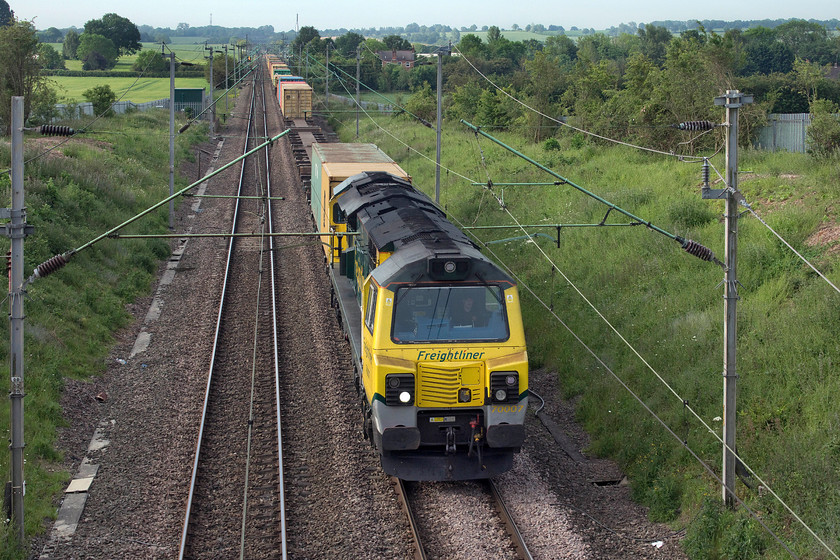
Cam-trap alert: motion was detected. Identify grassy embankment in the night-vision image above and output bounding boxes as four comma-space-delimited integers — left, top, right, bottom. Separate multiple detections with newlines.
329, 109, 840, 560
0, 109, 207, 559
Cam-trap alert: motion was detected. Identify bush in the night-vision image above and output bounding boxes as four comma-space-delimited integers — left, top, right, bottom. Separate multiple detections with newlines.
403, 82, 435, 124
807, 99, 840, 158
37, 43, 65, 70
133, 49, 168, 73
82, 51, 109, 71
83, 84, 116, 117
543, 137, 561, 151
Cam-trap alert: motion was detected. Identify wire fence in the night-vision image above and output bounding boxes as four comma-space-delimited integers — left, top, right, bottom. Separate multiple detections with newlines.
53, 98, 207, 121
327, 93, 394, 113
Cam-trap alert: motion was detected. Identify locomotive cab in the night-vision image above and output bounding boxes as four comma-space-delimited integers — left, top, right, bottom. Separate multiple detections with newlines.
361, 273, 528, 480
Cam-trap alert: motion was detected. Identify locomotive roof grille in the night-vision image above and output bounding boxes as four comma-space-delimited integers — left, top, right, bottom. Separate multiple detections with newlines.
336, 171, 515, 287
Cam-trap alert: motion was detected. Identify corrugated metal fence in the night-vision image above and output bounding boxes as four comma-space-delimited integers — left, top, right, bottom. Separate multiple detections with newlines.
54, 98, 206, 120
755, 113, 812, 153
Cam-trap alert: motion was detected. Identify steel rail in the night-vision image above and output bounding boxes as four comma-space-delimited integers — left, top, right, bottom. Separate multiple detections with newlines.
391, 478, 428, 560
179, 66, 259, 560
260, 63, 288, 560
484, 479, 534, 560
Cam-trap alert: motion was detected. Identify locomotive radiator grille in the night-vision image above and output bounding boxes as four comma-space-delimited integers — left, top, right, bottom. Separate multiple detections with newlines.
417, 364, 484, 406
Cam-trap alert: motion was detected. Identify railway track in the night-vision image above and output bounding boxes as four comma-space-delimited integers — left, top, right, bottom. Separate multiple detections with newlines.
179, 65, 287, 559
395, 477, 534, 560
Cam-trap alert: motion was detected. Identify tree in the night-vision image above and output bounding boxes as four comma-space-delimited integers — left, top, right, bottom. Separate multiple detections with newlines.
487, 26, 501, 43
204, 53, 234, 88
84, 13, 141, 56
335, 31, 365, 57
291, 26, 320, 54
0, 19, 53, 133
446, 82, 484, 121
83, 84, 116, 117
63, 29, 80, 59
82, 51, 109, 71
38, 44, 65, 69
523, 51, 565, 141
403, 82, 435, 124
383, 34, 411, 50
793, 57, 825, 105
37, 26, 63, 42
637, 24, 672, 66
457, 34, 485, 57
776, 20, 831, 62
741, 27, 794, 75
77, 33, 119, 69
133, 49, 167, 72
0, 0, 12, 27
544, 34, 577, 63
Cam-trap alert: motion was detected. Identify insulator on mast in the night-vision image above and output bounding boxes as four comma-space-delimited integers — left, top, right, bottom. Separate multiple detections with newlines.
38, 125, 76, 137
702, 158, 711, 190
32, 253, 69, 280
677, 237, 723, 267
677, 121, 717, 131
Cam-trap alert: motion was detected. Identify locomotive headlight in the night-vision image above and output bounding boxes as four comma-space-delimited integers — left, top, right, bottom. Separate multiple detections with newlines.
444, 260, 457, 273
490, 371, 518, 404
386, 374, 415, 405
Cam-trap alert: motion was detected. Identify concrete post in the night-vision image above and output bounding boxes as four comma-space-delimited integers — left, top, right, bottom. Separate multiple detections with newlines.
9, 96, 26, 542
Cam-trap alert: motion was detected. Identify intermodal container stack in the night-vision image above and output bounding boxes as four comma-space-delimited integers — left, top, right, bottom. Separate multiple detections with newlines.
279, 80, 312, 118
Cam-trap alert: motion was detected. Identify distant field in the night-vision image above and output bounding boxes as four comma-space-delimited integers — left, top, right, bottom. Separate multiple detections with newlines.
44, 41, 218, 72
168, 36, 209, 44
49, 76, 208, 103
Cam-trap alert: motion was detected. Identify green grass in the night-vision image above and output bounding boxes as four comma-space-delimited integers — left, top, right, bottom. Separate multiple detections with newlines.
0, 110, 207, 558
51, 77, 209, 103
330, 110, 840, 559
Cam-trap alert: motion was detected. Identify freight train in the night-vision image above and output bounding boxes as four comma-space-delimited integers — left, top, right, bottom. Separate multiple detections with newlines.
272, 58, 528, 480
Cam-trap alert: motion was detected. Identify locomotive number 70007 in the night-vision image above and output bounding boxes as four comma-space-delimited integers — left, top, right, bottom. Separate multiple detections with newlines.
490, 405, 524, 414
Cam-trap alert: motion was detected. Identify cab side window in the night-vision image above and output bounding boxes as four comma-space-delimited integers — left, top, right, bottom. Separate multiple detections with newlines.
364, 284, 377, 333
332, 202, 346, 224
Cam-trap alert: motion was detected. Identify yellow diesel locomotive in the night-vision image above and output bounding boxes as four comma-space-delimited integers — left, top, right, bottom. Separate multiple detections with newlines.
315, 153, 528, 481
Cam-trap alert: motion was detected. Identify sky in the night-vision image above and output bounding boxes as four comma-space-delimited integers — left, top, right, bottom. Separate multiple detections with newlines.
15, 0, 837, 32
